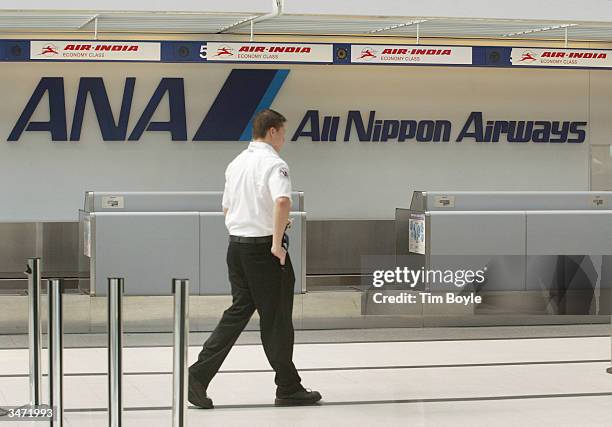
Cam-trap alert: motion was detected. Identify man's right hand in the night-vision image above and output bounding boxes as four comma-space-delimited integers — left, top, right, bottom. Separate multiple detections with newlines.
271, 245, 287, 266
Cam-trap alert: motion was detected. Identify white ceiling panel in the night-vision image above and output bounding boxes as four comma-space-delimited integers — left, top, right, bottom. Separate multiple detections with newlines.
0, 9, 612, 42
282, 0, 612, 24
0, 12, 95, 30
91, 13, 258, 33
1, 1, 271, 14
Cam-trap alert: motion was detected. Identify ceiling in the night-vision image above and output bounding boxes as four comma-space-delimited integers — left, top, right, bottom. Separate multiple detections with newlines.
1, 10, 612, 43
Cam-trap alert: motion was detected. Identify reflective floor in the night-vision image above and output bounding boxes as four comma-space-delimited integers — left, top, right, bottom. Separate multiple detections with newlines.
0, 327, 611, 426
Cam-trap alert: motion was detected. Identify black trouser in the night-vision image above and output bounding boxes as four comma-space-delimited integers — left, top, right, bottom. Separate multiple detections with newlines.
189, 240, 303, 396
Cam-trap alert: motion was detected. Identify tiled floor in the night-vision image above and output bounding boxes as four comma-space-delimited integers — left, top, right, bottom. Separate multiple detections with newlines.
56, 396, 612, 427
2, 324, 610, 349
0, 331, 611, 426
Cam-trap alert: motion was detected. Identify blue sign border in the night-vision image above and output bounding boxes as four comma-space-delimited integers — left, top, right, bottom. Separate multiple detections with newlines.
2, 39, 612, 70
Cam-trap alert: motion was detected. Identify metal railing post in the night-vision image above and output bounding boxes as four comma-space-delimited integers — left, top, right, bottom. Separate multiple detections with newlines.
26, 257, 43, 406
108, 278, 124, 427
608, 314, 612, 374
172, 279, 189, 427
48, 279, 63, 427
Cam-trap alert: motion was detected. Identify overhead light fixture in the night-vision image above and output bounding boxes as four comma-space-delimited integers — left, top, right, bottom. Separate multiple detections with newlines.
369, 19, 428, 34
502, 23, 577, 37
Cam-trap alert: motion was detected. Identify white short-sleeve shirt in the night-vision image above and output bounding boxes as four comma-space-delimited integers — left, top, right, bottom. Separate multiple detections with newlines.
222, 141, 292, 237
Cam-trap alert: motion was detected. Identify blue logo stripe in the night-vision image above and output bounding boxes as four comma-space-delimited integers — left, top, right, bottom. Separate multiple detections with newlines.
239, 69, 290, 141
193, 69, 280, 141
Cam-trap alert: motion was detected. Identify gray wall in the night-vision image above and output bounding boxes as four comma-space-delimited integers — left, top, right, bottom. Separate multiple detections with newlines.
1, 60, 611, 282
0, 220, 389, 287
306, 220, 394, 274
0, 63, 599, 222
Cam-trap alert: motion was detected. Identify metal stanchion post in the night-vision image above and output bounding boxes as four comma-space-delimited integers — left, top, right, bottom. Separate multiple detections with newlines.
172, 279, 189, 427
108, 278, 124, 427
48, 279, 63, 427
608, 314, 612, 374
26, 258, 43, 406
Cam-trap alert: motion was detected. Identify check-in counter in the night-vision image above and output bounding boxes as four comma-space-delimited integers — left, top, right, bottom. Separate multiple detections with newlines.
395, 191, 612, 316
408, 191, 611, 212
78, 191, 306, 296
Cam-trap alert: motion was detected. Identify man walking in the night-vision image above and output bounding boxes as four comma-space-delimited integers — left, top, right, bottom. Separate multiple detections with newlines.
188, 109, 322, 408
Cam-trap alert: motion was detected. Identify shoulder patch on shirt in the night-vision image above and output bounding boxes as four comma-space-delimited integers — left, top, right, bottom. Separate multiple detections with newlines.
279, 166, 289, 178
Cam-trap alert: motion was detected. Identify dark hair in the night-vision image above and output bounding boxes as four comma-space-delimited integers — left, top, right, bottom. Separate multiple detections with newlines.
252, 109, 286, 139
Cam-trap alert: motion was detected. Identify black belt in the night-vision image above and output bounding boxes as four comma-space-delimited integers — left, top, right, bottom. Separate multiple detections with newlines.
229, 233, 289, 249
229, 235, 273, 244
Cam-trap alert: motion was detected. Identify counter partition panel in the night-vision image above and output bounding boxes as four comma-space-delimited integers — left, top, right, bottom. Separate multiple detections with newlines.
78, 191, 306, 296
393, 191, 612, 318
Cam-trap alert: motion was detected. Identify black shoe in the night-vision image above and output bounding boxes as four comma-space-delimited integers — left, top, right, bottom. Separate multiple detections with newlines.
275, 388, 322, 406
188, 374, 213, 409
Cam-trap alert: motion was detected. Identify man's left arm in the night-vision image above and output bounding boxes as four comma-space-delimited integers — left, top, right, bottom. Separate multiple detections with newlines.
268, 162, 292, 265
222, 166, 231, 216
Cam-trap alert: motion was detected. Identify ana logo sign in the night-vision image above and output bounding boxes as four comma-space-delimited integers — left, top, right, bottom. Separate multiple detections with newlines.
8, 71, 588, 145
8, 69, 290, 142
